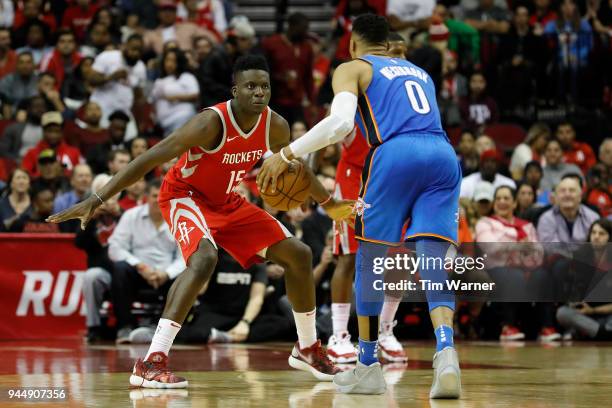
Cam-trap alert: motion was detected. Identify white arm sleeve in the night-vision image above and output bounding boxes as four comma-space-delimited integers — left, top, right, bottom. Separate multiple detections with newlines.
288, 91, 357, 158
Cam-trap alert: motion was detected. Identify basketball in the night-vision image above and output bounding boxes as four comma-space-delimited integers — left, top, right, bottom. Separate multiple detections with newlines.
259, 163, 311, 211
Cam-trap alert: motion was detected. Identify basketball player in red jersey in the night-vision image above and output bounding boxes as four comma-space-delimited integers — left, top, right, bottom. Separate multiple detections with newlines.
47, 55, 353, 388
326, 36, 409, 364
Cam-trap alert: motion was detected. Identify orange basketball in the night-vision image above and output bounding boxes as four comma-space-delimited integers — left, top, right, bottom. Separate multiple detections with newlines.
260, 164, 311, 211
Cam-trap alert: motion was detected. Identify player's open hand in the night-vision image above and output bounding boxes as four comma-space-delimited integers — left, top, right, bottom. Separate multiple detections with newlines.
323, 199, 356, 225
257, 152, 289, 194
46, 196, 99, 230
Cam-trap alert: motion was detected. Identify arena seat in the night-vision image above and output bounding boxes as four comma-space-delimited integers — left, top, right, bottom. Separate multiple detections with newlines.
483, 123, 526, 151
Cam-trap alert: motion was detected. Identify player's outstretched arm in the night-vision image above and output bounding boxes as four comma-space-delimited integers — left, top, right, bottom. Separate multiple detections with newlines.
265, 112, 355, 223
47, 110, 223, 229
257, 60, 370, 194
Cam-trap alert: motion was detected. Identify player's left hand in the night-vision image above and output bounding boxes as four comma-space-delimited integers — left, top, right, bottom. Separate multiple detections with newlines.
257, 152, 289, 194
228, 321, 250, 342
46, 195, 100, 230
323, 199, 356, 225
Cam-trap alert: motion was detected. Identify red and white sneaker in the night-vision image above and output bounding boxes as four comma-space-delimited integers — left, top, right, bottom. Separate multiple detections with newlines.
327, 331, 358, 363
288, 340, 342, 381
539, 327, 561, 342
379, 321, 408, 363
499, 325, 525, 341
129, 352, 188, 389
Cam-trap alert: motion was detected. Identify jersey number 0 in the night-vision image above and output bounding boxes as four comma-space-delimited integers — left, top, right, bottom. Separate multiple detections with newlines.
405, 80, 431, 115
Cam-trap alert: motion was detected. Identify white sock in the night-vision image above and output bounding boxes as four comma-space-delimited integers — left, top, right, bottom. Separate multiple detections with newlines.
293, 308, 317, 349
380, 298, 401, 334
145, 318, 181, 360
331, 303, 351, 336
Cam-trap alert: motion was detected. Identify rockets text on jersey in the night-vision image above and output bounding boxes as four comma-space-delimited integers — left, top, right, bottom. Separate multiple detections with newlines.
162, 100, 272, 206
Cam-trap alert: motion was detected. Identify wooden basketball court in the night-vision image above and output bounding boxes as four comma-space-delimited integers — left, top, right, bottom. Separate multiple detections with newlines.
0, 340, 610, 407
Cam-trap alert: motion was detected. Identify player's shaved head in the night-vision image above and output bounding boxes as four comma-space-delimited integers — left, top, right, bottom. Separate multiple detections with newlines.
352, 14, 389, 46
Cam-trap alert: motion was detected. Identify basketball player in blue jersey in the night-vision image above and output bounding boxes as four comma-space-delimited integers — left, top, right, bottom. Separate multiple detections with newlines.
258, 14, 462, 398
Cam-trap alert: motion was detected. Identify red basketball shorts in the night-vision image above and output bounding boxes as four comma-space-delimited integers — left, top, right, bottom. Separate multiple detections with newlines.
333, 162, 361, 256
159, 190, 292, 268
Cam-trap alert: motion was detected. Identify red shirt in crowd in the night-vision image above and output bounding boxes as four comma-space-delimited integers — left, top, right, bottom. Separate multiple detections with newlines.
22, 140, 83, 177
118, 195, 146, 211
261, 34, 314, 108
63, 120, 110, 156
39, 50, 83, 88
13, 13, 57, 32
529, 11, 557, 28
0, 50, 17, 79
61, 3, 99, 42
587, 189, 611, 217
312, 53, 330, 100
563, 141, 597, 175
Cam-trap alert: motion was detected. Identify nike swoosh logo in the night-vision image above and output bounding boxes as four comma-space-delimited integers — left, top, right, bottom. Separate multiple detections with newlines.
188, 150, 203, 161
227, 135, 241, 142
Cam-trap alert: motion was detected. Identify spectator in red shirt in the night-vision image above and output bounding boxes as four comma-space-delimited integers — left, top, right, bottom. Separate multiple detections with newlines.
13, 0, 55, 49
64, 101, 110, 156
13, 0, 57, 33
61, 0, 99, 43
586, 163, 611, 217
332, 0, 378, 61
22, 111, 83, 177
40, 29, 83, 91
555, 122, 597, 175
261, 12, 314, 125
119, 177, 146, 211
0, 28, 17, 79
530, 0, 558, 35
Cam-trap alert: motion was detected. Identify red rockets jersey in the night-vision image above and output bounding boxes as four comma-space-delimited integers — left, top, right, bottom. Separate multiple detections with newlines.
338, 127, 370, 172
161, 100, 271, 206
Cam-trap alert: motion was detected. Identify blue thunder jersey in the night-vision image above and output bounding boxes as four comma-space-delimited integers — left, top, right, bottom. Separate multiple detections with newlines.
354, 55, 445, 146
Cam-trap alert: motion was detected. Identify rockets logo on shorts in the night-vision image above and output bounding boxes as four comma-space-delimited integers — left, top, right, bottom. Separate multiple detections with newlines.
177, 221, 195, 245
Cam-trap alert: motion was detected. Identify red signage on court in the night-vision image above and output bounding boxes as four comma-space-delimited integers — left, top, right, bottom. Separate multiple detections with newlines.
0, 234, 87, 339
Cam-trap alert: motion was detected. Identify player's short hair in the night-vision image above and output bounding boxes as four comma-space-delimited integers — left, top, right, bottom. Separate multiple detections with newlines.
352, 14, 389, 46
388, 32, 405, 42
233, 55, 269, 77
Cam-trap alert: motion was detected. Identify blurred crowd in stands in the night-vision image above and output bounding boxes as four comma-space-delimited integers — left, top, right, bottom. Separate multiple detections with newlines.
0, 0, 610, 345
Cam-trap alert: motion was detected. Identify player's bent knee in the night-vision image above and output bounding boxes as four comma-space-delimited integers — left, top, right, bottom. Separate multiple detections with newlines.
269, 238, 312, 270
285, 239, 312, 268
187, 239, 218, 281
